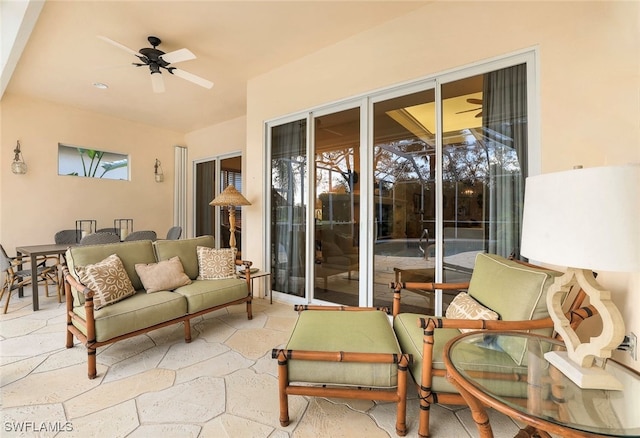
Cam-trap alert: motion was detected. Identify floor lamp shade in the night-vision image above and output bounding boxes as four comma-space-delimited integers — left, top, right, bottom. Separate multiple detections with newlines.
209, 185, 251, 249
521, 164, 640, 390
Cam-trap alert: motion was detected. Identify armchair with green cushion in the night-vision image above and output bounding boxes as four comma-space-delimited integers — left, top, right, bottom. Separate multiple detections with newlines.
390, 253, 597, 438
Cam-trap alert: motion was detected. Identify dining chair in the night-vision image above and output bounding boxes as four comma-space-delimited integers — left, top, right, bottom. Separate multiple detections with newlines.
96, 227, 119, 235
0, 244, 60, 313
55, 229, 81, 244
123, 230, 157, 241
165, 226, 182, 240
79, 232, 121, 245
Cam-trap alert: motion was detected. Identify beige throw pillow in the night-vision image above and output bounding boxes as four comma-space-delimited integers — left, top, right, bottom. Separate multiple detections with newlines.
445, 292, 499, 333
75, 254, 136, 310
197, 246, 237, 279
135, 256, 192, 293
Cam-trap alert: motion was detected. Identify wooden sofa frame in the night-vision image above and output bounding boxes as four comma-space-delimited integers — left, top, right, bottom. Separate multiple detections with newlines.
63, 259, 253, 379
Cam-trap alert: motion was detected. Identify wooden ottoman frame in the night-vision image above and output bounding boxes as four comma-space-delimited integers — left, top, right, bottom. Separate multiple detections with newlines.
271, 305, 413, 436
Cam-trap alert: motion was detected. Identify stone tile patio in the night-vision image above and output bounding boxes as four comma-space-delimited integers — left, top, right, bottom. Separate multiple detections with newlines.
0, 287, 523, 437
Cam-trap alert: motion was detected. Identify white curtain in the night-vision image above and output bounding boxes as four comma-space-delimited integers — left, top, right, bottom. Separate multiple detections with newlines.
174, 146, 188, 237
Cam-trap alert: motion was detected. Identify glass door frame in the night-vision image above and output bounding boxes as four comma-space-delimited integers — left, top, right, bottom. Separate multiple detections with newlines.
265, 48, 539, 312
192, 151, 243, 251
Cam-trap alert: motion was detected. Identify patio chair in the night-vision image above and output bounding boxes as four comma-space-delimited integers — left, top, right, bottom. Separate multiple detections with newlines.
390, 252, 597, 438
123, 230, 157, 241
0, 244, 60, 313
79, 232, 121, 245
55, 229, 81, 244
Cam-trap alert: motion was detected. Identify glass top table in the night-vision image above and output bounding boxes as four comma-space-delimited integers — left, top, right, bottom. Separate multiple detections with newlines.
444, 331, 640, 437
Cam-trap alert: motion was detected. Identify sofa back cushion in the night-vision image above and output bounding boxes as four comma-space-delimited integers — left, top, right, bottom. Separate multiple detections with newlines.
67, 240, 156, 305
153, 235, 215, 280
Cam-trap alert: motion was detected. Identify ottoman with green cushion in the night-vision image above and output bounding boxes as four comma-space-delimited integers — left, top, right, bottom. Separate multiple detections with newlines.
272, 308, 412, 437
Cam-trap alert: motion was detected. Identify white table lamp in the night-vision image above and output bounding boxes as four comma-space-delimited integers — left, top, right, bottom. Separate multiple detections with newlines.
521, 164, 639, 390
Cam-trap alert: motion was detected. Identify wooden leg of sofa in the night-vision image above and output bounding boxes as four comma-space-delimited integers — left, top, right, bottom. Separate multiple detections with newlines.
88, 346, 97, 379
184, 320, 192, 343
66, 326, 74, 348
418, 384, 431, 438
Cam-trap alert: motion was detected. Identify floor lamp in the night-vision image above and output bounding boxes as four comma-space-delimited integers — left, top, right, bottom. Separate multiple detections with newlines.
209, 185, 251, 249
521, 164, 639, 390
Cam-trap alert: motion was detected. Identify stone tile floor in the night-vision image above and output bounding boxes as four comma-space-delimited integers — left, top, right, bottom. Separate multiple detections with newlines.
0, 287, 524, 437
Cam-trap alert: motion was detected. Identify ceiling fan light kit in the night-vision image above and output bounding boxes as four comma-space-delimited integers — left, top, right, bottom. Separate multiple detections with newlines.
99, 35, 213, 93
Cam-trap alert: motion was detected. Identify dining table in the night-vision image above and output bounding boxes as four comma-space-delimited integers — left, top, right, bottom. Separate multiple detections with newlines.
15, 243, 75, 311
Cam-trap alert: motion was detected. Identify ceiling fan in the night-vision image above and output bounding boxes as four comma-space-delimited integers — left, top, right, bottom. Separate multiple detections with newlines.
98, 35, 214, 93
455, 97, 483, 118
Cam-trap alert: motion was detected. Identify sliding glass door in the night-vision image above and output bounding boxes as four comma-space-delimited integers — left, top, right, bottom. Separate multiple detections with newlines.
195, 154, 243, 250
268, 54, 532, 314
314, 108, 360, 305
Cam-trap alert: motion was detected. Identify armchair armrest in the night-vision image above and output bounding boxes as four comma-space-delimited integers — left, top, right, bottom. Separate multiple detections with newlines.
390, 281, 470, 316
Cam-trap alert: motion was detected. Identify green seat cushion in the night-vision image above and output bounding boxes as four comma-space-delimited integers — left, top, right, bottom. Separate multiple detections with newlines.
67, 240, 157, 305
286, 310, 401, 388
467, 253, 560, 364
393, 313, 531, 398
153, 235, 215, 280
72, 290, 187, 343
174, 279, 248, 314
394, 312, 461, 393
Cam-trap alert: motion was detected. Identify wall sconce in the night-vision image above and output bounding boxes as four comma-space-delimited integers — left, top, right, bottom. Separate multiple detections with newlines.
154, 158, 164, 182
12, 140, 27, 174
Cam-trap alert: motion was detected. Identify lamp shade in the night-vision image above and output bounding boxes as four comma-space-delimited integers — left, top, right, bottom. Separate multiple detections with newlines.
209, 185, 251, 207
521, 164, 640, 273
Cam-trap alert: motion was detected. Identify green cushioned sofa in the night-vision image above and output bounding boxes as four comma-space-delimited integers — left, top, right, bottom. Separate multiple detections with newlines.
63, 235, 253, 379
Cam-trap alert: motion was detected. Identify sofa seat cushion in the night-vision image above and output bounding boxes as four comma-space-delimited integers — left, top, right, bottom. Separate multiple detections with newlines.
393, 313, 530, 398
72, 290, 187, 343
173, 279, 248, 314
285, 310, 401, 388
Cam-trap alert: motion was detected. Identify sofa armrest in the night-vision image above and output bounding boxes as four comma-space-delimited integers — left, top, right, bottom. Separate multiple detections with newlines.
63, 266, 97, 347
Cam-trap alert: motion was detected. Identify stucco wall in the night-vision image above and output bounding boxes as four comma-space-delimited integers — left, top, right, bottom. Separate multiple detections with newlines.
245, 1, 640, 369
0, 93, 184, 250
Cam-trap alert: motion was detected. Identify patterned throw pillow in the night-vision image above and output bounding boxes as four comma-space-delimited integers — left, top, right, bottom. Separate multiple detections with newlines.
196, 246, 237, 279
445, 292, 500, 333
75, 254, 136, 310
134, 256, 192, 293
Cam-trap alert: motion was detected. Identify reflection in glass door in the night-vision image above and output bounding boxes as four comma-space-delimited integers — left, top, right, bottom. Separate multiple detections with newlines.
313, 108, 360, 305
372, 89, 438, 313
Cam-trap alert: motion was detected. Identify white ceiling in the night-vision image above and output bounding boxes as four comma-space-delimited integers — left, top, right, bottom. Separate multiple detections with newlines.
4, 1, 428, 133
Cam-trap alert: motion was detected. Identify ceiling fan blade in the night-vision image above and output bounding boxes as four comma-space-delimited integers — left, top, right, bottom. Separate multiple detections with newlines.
455, 107, 482, 115
467, 98, 483, 105
151, 73, 165, 93
170, 68, 214, 89
98, 35, 139, 57
160, 48, 196, 64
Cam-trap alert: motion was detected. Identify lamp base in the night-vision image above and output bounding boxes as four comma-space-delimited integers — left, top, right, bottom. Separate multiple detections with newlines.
544, 351, 623, 390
